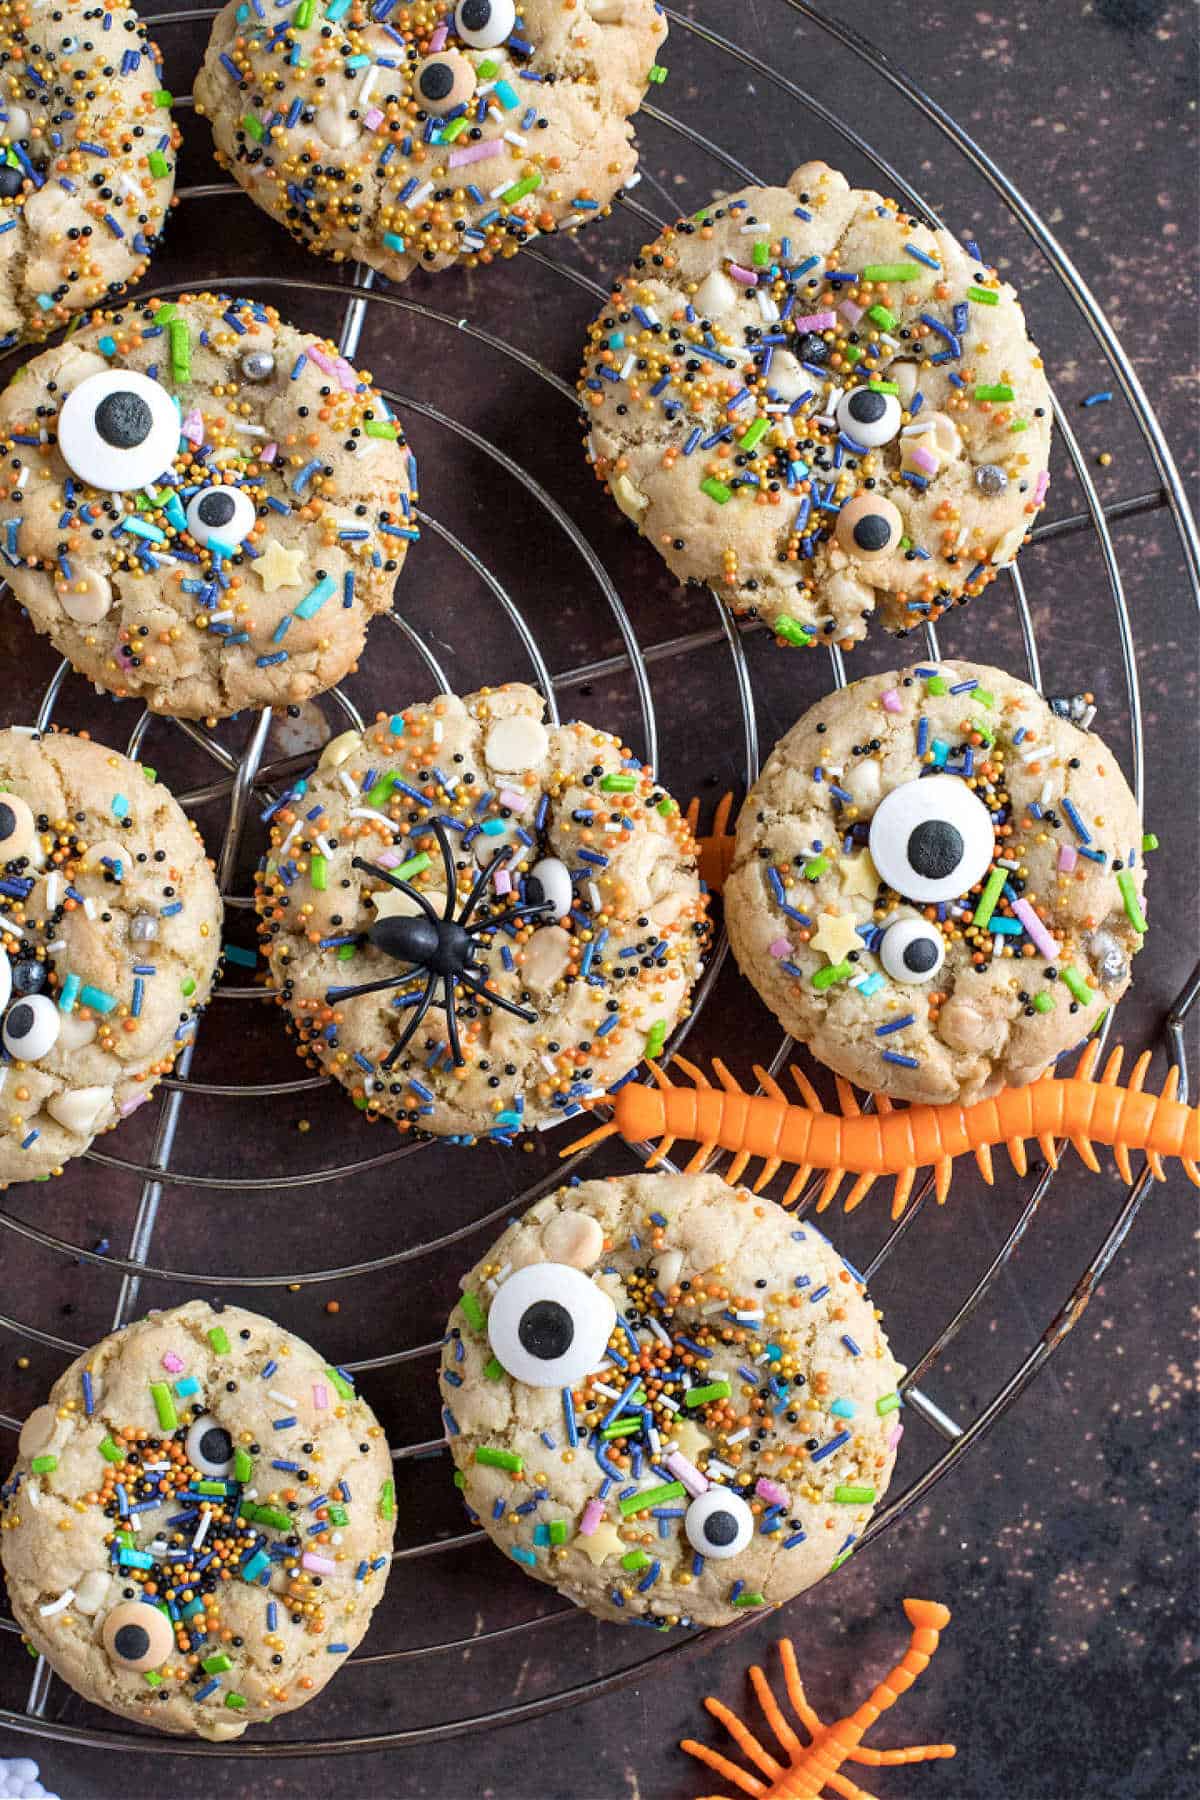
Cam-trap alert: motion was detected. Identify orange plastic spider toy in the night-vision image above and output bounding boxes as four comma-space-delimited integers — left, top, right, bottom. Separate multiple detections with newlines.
682, 1598, 955, 1800
567, 1040, 1199, 1217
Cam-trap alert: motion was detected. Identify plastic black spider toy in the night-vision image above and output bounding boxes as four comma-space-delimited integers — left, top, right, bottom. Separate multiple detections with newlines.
325, 819, 554, 1071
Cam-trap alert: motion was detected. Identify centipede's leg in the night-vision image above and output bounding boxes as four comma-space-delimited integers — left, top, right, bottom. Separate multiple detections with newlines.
1182, 1160, 1200, 1186
834, 1076, 861, 1118
712, 1058, 744, 1094
817, 1167, 846, 1211
780, 1164, 814, 1208
1006, 1137, 1028, 1176
1128, 1050, 1153, 1092
843, 1173, 878, 1213
1113, 1139, 1134, 1184
789, 1065, 826, 1112
1070, 1132, 1102, 1173
825, 1773, 878, 1800
934, 1158, 953, 1204
701, 1695, 782, 1781
973, 1142, 995, 1184
1102, 1047, 1125, 1085
752, 1063, 787, 1102
746, 1662, 805, 1758
678, 1735, 766, 1799
849, 1742, 958, 1767
1037, 1133, 1059, 1170
725, 1151, 753, 1184
644, 1135, 677, 1169
1075, 1038, 1102, 1082
671, 1053, 710, 1088
683, 1142, 718, 1174
752, 1156, 781, 1193
777, 1638, 824, 1739
890, 1165, 918, 1219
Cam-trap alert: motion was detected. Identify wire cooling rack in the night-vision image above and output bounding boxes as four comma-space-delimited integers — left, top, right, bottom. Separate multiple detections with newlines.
0, 0, 1196, 1758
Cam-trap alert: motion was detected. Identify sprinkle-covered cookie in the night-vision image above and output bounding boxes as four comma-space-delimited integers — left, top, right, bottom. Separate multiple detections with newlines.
0, 0, 178, 345
440, 1172, 904, 1627
194, 0, 666, 282
0, 1301, 394, 1738
0, 728, 221, 1185
254, 683, 709, 1140
724, 660, 1147, 1105
0, 292, 417, 719
579, 160, 1052, 647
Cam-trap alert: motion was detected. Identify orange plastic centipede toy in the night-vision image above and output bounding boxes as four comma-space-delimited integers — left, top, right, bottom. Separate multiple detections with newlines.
682, 1598, 955, 1799
566, 1040, 1200, 1218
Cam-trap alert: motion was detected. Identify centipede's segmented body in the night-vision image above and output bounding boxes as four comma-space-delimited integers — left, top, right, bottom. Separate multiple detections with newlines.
682, 1598, 955, 1799
568, 1041, 1199, 1217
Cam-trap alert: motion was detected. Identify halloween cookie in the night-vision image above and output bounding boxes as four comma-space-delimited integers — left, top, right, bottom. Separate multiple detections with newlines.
440, 1171, 904, 1627
0, 292, 416, 719
254, 683, 709, 1140
195, 0, 666, 283
0, 0, 178, 346
0, 728, 221, 1185
724, 660, 1146, 1106
579, 160, 1052, 646
0, 1300, 394, 1739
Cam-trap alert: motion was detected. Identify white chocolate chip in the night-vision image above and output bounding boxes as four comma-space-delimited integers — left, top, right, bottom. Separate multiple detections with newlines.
485, 715, 548, 773
59, 567, 112, 624
370, 884, 444, 921
47, 1085, 112, 1136
541, 1210, 605, 1268
73, 1569, 114, 1616
520, 924, 572, 990
694, 268, 739, 318
318, 730, 360, 771
17, 1404, 56, 1458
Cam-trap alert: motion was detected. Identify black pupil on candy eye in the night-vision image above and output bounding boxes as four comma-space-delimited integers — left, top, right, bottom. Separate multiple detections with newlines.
848, 390, 887, 424
903, 936, 939, 973
0, 803, 14, 842
94, 390, 152, 450
0, 166, 21, 199
113, 1622, 150, 1662
6, 1001, 33, 1039
198, 1425, 233, 1466
703, 1510, 740, 1546
420, 61, 454, 99
852, 513, 891, 552
197, 490, 237, 528
517, 1299, 574, 1362
460, 0, 491, 27
906, 820, 963, 882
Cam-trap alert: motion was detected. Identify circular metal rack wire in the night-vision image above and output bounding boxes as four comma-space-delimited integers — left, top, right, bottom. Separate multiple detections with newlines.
0, 0, 1197, 1758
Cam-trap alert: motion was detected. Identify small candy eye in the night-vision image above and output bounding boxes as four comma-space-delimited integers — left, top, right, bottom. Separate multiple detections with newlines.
454, 0, 515, 48
868, 774, 995, 904
185, 484, 256, 551
486, 1261, 615, 1388
879, 916, 945, 984
414, 51, 476, 114
835, 491, 903, 559
0, 793, 35, 861
526, 857, 572, 919
0, 164, 23, 200
185, 1413, 234, 1478
684, 1486, 753, 1560
836, 387, 901, 448
101, 1600, 174, 1672
57, 369, 180, 493
3, 993, 60, 1060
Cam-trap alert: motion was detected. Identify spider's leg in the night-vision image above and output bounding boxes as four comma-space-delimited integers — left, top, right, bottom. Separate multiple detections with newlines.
459, 969, 537, 1024
429, 819, 459, 918
326, 971, 416, 1004
459, 847, 514, 930
464, 899, 554, 935
351, 857, 441, 924
380, 974, 437, 1069
442, 974, 464, 1067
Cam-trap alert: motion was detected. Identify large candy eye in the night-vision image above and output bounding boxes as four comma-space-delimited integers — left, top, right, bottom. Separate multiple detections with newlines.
57, 370, 180, 492
684, 1486, 753, 1560
101, 1600, 174, 1672
454, 0, 515, 48
0, 793, 35, 861
836, 387, 901, 448
526, 857, 572, 919
835, 491, 903, 559
3, 993, 60, 1059
486, 1261, 615, 1388
868, 774, 994, 904
879, 915, 945, 984
185, 1413, 234, 1477
414, 51, 476, 114
185, 484, 255, 551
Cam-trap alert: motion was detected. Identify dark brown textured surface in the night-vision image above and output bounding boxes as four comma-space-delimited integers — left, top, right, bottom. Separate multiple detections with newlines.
0, 1, 1197, 1795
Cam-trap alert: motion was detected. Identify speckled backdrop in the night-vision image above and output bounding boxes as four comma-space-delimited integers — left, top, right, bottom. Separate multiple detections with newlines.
0, 1, 1196, 1796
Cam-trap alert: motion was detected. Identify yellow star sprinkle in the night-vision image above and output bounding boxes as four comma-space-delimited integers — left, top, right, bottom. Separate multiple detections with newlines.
255, 536, 307, 592
809, 910, 867, 965
838, 850, 880, 903
575, 1519, 626, 1567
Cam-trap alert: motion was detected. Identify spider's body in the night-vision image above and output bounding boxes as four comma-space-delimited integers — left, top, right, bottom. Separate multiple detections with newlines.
324, 821, 554, 1072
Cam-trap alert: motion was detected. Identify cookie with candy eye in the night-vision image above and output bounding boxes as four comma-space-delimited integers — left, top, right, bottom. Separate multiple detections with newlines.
0, 0, 179, 347
255, 683, 710, 1140
194, 0, 666, 283
0, 293, 416, 720
0, 728, 221, 1186
441, 1171, 904, 1627
0, 1301, 394, 1738
579, 159, 1052, 648
724, 659, 1147, 1106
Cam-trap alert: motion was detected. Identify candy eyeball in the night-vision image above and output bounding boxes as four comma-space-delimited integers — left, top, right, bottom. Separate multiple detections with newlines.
185, 484, 256, 550
836, 386, 901, 448
869, 774, 995, 904
414, 50, 476, 114
185, 1413, 235, 1477
835, 491, 903, 559
0, 163, 23, 200
101, 1599, 174, 1672
486, 1261, 616, 1388
57, 369, 180, 492
880, 915, 945, 984
526, 856, 573, 919
454, 0, 516, 48
0, 793, 35, 862
3, 993, 60, 1060
684, 1486, 753, 1560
